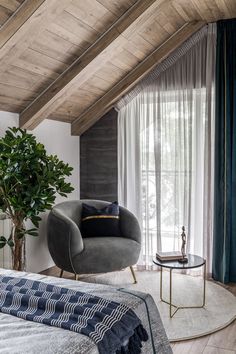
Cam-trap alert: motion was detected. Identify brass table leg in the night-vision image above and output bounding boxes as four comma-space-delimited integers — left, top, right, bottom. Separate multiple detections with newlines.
160, 266, 163, 300
159, 261, 206, 318
169, 268, 178, 318
130, 266, 137, 284
170, 268, 172, 318
203, 261, 206, 307
74, 273, 79, 281
159, 267, 178, 317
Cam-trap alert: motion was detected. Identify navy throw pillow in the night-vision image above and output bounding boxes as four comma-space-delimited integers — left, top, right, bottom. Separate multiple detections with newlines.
81, 202, 120, 237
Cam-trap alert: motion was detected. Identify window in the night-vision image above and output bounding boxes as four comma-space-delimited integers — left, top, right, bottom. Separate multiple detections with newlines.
140, 89, 207, 261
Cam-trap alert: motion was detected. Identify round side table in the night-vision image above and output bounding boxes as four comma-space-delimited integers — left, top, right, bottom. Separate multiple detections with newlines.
153, 254, 206, 318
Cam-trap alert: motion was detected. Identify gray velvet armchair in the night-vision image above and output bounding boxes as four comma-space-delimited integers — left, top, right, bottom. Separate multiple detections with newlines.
47, 200, 141, 283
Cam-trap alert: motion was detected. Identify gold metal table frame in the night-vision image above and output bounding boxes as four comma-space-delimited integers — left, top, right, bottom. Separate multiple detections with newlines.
159, 258, 206, 318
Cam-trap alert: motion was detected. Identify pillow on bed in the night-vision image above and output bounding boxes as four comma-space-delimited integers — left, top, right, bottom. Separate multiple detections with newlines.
81, 202, 120, 237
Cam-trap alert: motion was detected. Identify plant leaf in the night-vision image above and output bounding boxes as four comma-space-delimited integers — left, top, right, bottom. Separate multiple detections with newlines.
0, 236, 7, 249
7, 239, 14, 248
0, 127, 74, 240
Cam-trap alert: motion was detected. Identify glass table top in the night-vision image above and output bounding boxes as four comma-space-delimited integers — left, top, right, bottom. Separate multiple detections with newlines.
153, 254, 205, 269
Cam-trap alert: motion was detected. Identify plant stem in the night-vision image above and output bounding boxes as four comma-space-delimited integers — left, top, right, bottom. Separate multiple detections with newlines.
12, 217, 25, 271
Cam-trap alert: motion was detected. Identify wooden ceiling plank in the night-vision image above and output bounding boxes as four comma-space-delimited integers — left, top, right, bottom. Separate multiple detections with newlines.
111, 49, 140, 72
170, 1, 191, 22
172, 0, 201, 20
0, 95, 31, 107
162, 3, 187, 28
127, 33, 156, 55
190, 0, 214, 21
0, 4, 11, 26
0, 69, 39, 91
227, 0, 236, 16
19, 0, 161, 130
122, 39, 148, 61
0, 0, 45, 48
79, 82, 107, 96
0, 102, 26, 113
54, 11, 99, 47
81, 75, 113, 93
47, 22, 90, 49
13, 58, 59, 81
0, 64, 54, 94
215, 0, 232, 18
19, 48, 69, 74
95, 62, 127, 84
67, 90, 99, 103
96, 0, 136, 17
156, 12, 180, 34
71, 21, 205, 136
121, 0, 166, 40
29, 29, 79, 65
0, 0, 23, 13
206, 1, 223, 20
0, 0, 73, 71
65, 0, 117, 34
139, 19, 171, 47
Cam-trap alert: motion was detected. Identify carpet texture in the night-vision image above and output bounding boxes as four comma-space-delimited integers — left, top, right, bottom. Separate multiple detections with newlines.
80, 269, 236, 342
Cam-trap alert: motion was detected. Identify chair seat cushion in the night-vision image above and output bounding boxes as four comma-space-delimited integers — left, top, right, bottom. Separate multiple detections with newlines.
72, 237, 141, 274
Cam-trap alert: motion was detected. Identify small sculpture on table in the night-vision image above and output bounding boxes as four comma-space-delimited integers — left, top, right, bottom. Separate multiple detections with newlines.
178, 226, 188, 263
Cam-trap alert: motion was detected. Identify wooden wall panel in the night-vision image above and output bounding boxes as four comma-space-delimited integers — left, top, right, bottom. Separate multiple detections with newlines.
80, 109, 118, 202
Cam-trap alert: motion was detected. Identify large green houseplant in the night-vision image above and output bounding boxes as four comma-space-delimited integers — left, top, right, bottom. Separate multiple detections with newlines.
0, 127, 74, 271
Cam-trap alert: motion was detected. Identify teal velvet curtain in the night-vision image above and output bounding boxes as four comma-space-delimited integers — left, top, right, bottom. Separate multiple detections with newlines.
212, 19, 236, 283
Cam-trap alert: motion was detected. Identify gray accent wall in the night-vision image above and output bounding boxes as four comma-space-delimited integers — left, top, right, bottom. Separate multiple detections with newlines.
80, 109, 118, 202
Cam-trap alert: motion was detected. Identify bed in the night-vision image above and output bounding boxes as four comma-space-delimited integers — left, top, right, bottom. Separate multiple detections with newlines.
0, 268, 172, 354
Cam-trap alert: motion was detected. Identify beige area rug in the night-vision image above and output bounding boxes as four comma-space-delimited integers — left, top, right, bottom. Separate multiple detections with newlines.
80, 269, 236, 342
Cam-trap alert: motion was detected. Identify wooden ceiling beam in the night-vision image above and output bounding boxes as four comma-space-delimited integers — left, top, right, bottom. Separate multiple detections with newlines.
0, 0, 46, 50
19, 0, 164, 130
71, 21, 205, 136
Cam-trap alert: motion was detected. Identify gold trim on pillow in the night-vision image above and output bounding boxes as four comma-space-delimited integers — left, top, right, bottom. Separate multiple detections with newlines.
82, 215, 119, 222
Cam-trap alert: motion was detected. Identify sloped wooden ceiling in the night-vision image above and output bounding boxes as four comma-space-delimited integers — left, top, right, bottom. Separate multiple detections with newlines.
0, 0, 235, 135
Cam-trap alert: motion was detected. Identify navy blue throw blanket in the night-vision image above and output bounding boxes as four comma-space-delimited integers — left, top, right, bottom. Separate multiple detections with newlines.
0, 276, 148, 354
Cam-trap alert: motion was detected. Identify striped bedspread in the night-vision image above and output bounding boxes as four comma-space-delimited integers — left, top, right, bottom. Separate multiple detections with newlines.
0, 275, 148, 354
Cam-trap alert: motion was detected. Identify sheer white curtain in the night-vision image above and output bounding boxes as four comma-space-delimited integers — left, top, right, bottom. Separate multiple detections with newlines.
118, 24, 216, 274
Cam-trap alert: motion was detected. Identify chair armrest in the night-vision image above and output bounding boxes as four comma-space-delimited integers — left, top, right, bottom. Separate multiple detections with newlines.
47, 208, 84, 273
119, 206, 141, 244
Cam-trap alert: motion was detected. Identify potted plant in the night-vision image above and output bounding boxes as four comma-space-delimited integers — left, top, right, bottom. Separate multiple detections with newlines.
0, 127, 74, 271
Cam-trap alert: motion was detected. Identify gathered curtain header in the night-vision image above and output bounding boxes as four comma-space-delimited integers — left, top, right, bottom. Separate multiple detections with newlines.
116, 24, 216, 110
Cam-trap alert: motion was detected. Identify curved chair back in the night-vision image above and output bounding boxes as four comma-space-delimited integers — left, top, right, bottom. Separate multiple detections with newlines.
47, 200, 141, 275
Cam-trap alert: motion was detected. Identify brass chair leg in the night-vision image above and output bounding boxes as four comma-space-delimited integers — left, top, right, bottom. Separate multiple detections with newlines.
59, 269, 64, 278
74, 273, 79, 281
130, 266, 137, 284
